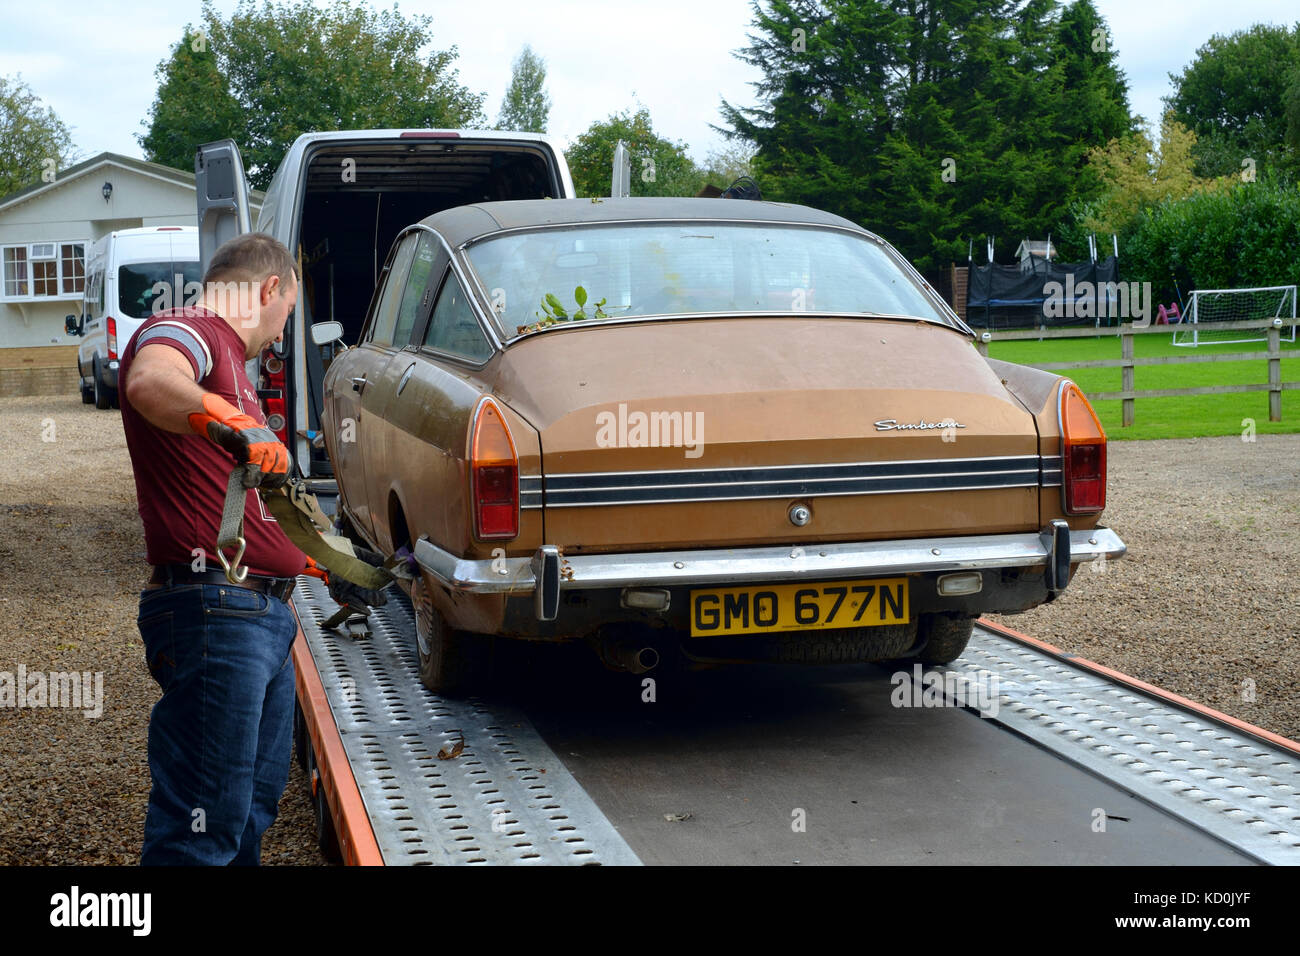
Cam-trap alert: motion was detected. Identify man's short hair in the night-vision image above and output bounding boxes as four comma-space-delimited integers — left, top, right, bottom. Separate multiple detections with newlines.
204, 232, 298, 290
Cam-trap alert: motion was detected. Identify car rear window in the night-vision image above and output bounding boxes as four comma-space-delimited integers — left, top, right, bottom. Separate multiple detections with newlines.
118, 261, 202, 319
464, 223, 946, 334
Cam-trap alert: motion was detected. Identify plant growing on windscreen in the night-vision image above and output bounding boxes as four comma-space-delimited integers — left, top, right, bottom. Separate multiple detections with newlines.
517, 285, 607, 334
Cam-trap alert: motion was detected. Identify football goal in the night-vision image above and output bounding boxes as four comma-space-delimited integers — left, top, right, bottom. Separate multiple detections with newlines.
1172, 285, 1297, 347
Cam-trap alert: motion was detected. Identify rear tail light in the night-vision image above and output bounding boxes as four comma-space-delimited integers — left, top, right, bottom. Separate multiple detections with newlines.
106, 317, 118, 360
1059, 381, 1106, 514
260, 347, 288, 444
469, 397, 519, 540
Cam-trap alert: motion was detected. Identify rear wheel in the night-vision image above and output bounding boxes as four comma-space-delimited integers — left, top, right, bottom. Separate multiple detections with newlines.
412, 574, 484, 695
910, 613, 975, 665
92, 359, 111, 410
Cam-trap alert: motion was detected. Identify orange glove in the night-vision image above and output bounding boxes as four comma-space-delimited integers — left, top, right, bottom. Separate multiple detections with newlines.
188, 393, 291, 489
302, 556, 328, 581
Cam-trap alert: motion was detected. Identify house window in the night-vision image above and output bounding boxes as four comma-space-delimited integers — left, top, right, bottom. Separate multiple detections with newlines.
61, 244, 85, 295
1, 242, 85, 300
2, 246, 27, 297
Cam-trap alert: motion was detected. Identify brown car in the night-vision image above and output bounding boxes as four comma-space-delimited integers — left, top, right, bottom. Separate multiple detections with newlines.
319, 198, 1125, 692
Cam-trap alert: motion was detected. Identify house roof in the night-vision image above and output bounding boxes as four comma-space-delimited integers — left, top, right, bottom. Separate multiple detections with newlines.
0, 151, 265, 214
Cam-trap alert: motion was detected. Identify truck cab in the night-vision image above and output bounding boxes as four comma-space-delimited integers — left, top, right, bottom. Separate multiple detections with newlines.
195, 130, 576, 483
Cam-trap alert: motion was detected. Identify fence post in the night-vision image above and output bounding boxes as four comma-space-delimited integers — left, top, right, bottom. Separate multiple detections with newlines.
1121, 324, 1134, 427
1268, 321, 1282, 422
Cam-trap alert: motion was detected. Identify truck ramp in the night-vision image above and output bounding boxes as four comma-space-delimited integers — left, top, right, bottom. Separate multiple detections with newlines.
292, 574, 641, 865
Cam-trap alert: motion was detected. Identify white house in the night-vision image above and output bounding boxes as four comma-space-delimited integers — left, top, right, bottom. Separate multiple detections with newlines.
0, 152, 261, 392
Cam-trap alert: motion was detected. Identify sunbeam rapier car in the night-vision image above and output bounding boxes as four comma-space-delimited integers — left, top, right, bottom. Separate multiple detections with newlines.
318, 197, 1125, 692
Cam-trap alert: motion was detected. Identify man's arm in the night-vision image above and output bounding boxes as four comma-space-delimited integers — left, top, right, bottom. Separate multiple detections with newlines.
124, 342, 291, 488
123, 343, 208, 434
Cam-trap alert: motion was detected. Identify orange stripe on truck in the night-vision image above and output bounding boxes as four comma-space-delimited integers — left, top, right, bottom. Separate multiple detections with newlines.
291, 620, 385, 866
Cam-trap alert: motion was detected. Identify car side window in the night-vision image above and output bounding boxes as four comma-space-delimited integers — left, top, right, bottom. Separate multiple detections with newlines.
393, 234, 438, 348
422, 269, 493, 362
367, 233, 418, 347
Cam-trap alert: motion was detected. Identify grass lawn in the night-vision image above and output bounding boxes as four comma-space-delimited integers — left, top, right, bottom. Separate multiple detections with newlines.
987, 330, 1300, 440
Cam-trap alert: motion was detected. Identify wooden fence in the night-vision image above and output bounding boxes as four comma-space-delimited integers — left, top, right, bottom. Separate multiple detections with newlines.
973, 318, 1300, 427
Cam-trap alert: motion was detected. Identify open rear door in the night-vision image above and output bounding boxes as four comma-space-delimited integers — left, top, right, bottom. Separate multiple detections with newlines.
195, 139, 251, 275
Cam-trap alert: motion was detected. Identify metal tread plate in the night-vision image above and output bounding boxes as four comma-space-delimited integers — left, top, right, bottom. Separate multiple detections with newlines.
951, 626, 1300, 865
293, 575, 641, 865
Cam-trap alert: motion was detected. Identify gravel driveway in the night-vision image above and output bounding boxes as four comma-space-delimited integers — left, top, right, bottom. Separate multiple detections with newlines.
0, 395, 1295, 865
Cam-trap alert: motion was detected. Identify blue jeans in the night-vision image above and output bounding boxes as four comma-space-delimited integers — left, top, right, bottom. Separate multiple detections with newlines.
137, 582, 298, 865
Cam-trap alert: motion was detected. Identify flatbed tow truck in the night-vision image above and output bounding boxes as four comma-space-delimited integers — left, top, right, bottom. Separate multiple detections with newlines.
290, 572, 1300, 866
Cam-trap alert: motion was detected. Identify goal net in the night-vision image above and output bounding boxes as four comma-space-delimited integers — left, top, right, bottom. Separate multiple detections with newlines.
1172, 285, 1297, 346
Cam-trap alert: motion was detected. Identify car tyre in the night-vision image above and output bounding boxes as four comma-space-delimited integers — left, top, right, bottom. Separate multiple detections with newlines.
910, 613, 975, 665
412, 573, 481, 695
92, 358, 111, 410
78, 368, 94, 404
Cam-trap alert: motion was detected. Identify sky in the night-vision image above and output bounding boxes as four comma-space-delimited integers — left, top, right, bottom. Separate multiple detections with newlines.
1, 0, 1297, 167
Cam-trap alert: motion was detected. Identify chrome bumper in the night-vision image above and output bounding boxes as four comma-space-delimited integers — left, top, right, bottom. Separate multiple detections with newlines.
413, 525, 1126, 602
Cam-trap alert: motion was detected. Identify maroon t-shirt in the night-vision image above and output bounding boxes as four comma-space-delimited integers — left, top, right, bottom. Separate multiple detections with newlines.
119, 306, 305, 579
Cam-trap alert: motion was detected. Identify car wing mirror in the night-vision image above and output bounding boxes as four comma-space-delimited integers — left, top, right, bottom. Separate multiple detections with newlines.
310, 320, 346, 349
65, 314, 83, 336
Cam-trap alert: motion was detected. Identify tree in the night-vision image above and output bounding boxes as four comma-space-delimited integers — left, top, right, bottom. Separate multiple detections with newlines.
140, 0, 486, 189
717, 0, 1133, 271
700, 141, 757, 190
1078, 112, 1226, 237
496, 46, 550, 133
137, 29, 243, 175
566, 108, 706, 198
1165, 23, 1300, 179
0, 74, 76, 199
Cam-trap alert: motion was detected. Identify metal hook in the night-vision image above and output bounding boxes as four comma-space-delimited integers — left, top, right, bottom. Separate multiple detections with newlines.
217, 536, 248, 584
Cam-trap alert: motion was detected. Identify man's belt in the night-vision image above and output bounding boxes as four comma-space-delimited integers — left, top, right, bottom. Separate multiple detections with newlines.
149, 564, 296, 603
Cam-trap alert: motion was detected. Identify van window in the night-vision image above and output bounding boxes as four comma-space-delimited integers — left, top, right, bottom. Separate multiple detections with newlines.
119, 261, 202, 319
422, 269, 492, 362
85, 269, 105, 317
367, 234, 419, 347
393, 234, 438, 347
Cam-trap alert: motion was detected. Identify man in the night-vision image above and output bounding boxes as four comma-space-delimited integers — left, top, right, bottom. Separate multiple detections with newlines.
120, 232, 303, 865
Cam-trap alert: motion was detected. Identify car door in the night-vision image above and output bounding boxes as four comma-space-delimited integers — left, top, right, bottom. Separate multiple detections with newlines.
358, 231, 446, 551
328, 231, 419, 543
369, 257, 500, 556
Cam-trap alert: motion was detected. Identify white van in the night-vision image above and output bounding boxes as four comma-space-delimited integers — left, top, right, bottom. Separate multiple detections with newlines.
66, 226, 200, 408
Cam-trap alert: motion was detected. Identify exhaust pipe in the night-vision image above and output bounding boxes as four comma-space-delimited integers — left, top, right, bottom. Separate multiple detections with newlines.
602, 639, 660, 674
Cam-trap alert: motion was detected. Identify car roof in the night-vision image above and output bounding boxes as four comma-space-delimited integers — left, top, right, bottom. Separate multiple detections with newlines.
419, 198, 872, 248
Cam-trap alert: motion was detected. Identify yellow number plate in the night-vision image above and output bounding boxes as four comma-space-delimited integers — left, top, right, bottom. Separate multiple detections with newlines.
690, 578, 909, 636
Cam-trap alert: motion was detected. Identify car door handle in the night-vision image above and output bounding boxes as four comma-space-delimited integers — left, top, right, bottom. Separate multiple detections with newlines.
350, 376, 368, 392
